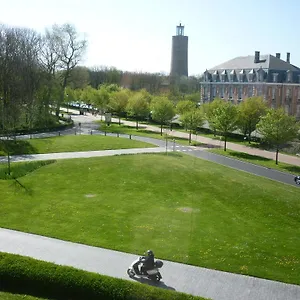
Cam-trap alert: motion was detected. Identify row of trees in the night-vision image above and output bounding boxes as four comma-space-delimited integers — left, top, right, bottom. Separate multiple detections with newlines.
202, 97, 299, 164
65, 84, 299, 164
0, 23, 87, 136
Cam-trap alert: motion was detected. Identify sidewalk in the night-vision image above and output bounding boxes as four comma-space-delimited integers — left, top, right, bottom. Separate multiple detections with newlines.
1, 228, 299, 300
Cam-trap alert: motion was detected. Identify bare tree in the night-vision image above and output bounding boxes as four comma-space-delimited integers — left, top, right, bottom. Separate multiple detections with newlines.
50, 24, 87, 116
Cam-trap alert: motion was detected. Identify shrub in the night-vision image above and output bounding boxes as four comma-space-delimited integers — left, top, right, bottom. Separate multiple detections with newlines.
0, 252, 206, 300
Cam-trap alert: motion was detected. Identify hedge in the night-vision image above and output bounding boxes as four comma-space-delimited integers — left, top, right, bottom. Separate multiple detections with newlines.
0, 252, 207, 300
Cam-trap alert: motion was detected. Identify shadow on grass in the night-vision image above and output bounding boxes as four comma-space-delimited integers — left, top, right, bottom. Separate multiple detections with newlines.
283, 165, 300, 173
0, 160, 56, 180
0, 140, 37, 155
229, 151, 271, 162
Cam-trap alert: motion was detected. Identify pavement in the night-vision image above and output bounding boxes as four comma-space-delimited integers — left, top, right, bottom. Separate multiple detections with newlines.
1, 228, 300, 300
1, 109, 300, 299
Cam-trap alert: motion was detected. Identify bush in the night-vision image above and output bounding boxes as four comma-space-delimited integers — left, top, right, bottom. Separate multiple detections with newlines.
0, 252, 205, 300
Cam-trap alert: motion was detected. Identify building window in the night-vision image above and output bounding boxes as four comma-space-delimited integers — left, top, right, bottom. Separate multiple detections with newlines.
286, 88, 291, 98
229, 86, 233, 99
212, 86, 216, 98
272, 87, 276, 100
273, 73, 278, 83
238, 86, 242, 99
220, 86, 224, 98
258, 69, 265, 82
248, 86, 253, 97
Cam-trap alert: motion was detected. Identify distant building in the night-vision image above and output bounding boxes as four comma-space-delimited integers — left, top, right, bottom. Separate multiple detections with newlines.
170, 23, 188, 78
200, 51, 300, 119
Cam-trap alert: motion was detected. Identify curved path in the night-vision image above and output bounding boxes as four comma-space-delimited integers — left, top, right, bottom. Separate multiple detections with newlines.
1, 111, 299, 299
0, 228, 299, 300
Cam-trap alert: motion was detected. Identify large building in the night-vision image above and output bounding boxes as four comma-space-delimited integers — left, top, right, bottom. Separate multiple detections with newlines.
200, 51, 300, 119
170, 23, 188, 78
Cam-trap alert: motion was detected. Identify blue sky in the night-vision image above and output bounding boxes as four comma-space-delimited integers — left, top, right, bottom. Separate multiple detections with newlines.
1, 0, 300, 75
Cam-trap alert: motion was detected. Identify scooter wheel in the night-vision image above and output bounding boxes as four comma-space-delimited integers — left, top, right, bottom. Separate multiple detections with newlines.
150, 274, 161, 282
127, 268, 135, 278
296, 179, 300, 185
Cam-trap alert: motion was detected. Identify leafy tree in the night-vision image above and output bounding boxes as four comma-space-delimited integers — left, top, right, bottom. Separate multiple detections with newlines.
212, 102, 238, 151
257, 108, 300, 164
180, 108, 205, 143
203, 98, 226, 136
237, 97, 267, 143
151, 96, 175, 135
108, 89, 131, 125
92, 86, 110, 119
126, 92, 150, 129
68, 66, 90, 89
176, 100, 196, 115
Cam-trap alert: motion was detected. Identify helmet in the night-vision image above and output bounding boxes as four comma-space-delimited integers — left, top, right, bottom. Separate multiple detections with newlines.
147, 250, 154, 256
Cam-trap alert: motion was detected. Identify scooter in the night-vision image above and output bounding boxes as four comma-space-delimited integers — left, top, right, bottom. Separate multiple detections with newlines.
295, 176, 300, 185
127, 256, 163, 282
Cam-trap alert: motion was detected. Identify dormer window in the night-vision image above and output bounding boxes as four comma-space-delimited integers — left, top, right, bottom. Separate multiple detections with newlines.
248, 69, 255, 82
221, 70, 227, 82
239, 69, 245, 82
204, 70, 211, 82
229, 70, 235, 82
286, 70, 292, 83
212, 70, 219, 82
258, 68, 265, 82
273, 73, 279, 83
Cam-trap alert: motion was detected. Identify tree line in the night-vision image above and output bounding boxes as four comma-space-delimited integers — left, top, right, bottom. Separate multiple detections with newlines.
74, 87, 299, 165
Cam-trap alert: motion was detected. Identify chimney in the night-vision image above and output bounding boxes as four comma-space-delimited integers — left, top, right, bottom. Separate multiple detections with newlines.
254, 51, 260, 63
275, 53, 281, 59
286, 52, 290, 64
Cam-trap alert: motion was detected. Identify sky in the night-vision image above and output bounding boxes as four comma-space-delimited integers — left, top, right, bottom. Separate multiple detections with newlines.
1, 0, 300, 76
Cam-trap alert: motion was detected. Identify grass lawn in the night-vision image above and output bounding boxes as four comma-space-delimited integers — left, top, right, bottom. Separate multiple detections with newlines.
0, 154, 299, 285
0, 135, 155, 156
210, 148, 300, 174
98, 122, 201, 146
0, 291, 46, 300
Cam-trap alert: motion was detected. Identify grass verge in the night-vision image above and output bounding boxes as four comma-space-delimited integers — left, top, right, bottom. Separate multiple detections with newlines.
0, 135, 154, 156
0, 252, 204, 300
209, 148, 300, 174
0, 153, 299, 285
98, 122, 199, 146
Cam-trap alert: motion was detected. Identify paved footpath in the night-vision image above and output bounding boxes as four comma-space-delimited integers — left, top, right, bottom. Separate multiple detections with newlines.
1, 228, 299, 300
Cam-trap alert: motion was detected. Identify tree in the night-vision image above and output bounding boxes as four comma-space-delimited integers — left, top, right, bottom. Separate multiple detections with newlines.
213, 102, 238, 151
203, 98, 226, 136
108, 89, 131, 125
180, 108, 205, 143
68, 66, 90, 89
126, 92, 150, 129
176, 100, 196, 115
91, 86, 110, 119
257, 108, 300, 164
151, 96, 175, 135
237, 97, 267, 143
50, 23, 87, 116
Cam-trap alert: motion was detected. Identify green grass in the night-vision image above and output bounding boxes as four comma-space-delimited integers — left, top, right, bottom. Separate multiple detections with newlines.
0, 135, 155, 156
210, 148, 300, 174
0, 291, 46, 300
0, 153, 299, 285
99, 122, 196, 146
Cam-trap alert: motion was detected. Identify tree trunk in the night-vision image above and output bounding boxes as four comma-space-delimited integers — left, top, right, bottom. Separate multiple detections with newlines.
118, 116, 121, 125
160, 124, 163, 136
248, 132, 251, 144
275, 147, 279, 165
189, 130, 192, 144
224, 135, 227, 151
136, 119, 138, 130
